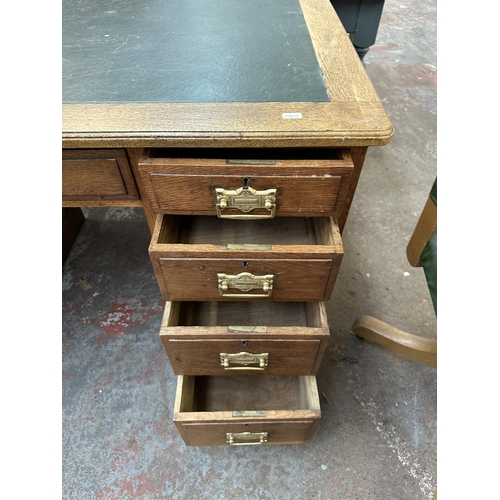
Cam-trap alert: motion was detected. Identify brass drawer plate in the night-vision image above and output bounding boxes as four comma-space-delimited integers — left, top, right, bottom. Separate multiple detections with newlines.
215, 186, 277, 219
220, 352, 269, 371
226, 431, 268, 445
217, 272, 274, 298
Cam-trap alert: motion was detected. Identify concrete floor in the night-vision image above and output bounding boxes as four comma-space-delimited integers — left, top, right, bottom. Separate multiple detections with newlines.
62, 0, 437, 498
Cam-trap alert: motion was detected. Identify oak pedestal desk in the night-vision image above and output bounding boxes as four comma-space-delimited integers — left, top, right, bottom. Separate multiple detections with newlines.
62, 0, 393, 446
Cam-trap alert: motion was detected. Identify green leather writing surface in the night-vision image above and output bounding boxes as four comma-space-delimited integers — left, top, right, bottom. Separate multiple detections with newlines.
63, 0, 330, 103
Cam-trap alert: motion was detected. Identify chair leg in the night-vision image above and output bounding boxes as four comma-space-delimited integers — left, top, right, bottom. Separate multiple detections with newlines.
351, 315, 437, 368
406, 194, 437, 267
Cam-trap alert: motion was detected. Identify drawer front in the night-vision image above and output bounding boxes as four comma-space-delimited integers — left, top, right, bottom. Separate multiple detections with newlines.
175, 420, 319, 446
155, 258, 334, 301
138, 149, 353, 217
149, 215, 344, 302
62, 149, 139, 202
164, 339, 323, 375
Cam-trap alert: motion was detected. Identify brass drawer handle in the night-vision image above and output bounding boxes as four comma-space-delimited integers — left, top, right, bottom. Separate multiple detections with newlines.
220, 352, 269, 370
215, 186, 277, 219
226, 432, 268, 445
217, 272, 274, 298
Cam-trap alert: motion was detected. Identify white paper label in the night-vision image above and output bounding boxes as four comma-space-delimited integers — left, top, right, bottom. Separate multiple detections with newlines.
282, 112, 303, 119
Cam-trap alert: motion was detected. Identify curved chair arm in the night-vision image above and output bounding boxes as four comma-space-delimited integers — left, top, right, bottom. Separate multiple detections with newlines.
351, 315, 437, 368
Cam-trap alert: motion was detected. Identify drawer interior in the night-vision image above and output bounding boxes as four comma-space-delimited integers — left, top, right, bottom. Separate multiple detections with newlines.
179, 375, 320, 413
146, 147, 345, 161
171, 301, 326, 328
157, 215, 338, 246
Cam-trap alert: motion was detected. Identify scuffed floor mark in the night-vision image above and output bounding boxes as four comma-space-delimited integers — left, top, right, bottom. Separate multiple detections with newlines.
359, 398, 435, 499
104, 207, 143, 221
424, 63, 437, 73
62, 239, 89, 291
78, 278, 93, 291
81, 299, 164, 342
94, 468, 171, 500
81, 422, 175, 500
336, 355, 436, 499
62, 271, 74, 292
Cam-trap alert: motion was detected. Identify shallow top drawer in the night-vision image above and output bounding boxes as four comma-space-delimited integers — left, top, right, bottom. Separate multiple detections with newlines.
62, 149, 139, 202
138, 148, 353, 218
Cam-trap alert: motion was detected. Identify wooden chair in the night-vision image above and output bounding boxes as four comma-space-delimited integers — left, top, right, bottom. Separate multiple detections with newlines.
351, 178, 437, 367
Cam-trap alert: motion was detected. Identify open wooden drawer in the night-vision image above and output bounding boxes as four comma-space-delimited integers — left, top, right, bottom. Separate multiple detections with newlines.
160, 301, 329, 375
149, 215, 344, 301
174, 375, 321, 446
138, 148, 353, 218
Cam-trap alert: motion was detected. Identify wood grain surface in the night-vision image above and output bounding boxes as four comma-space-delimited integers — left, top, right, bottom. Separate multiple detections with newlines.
62, 149, 139, 202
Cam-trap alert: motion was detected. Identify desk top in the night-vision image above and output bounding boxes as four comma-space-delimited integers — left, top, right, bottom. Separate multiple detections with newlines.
62, 0, 394, 148
63, 0, 330, 104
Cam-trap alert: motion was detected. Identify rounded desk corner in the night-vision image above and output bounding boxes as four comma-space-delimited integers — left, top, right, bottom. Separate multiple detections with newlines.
379, 123, 396, 146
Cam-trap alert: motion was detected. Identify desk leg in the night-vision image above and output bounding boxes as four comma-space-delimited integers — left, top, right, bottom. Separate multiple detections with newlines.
62, 207, 85, 264
127, 148, 157, 235
351, 0, 385, 63
338, 146, 368, 234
